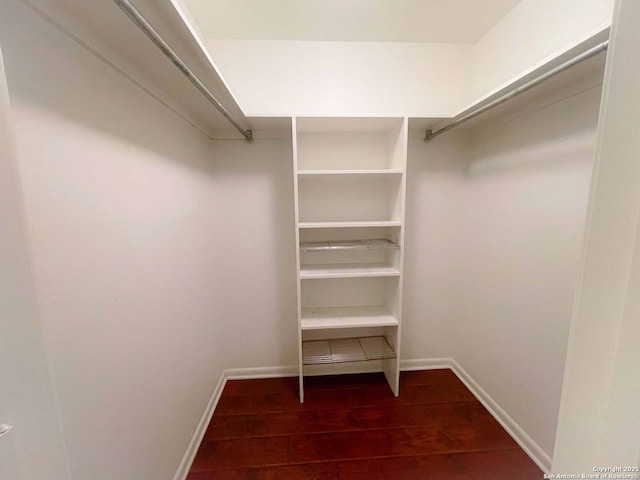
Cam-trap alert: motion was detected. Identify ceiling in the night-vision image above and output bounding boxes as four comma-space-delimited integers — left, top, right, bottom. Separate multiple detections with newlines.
182, 0, 523, 43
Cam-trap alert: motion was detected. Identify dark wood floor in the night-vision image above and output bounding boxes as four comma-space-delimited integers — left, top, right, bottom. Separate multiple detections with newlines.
187, 369, 543, 479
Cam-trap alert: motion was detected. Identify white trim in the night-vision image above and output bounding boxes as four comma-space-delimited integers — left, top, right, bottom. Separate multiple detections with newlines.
400, 357, 453, 371
449, 359, 552, 473
225, 365, 298, 380
172, 371, 227, 480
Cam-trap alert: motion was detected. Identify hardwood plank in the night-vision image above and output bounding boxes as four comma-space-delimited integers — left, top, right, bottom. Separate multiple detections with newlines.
193, 420, 518, 472
187, 463, 340, 480
304, 370, 462, 389
400, 369, 462, 387
187, 449, 542, 480
214, 390, 300, 416
289, 422, 518, 464
303, 372, 392, 390
336, 449, 543, 480
220, 371, 390, 402
194, 422, 518, 472
205, 401, 494, 440
206, 407, 412, 440
223, 377, 298, 397
215, 382, 475, 416
408, 401, 494, 427
388, 383, 475, 405
189, 436, 289, 471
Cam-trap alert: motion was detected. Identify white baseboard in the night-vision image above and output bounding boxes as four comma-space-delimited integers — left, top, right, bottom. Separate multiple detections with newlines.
172, 371, 227, 480
400, 357, 453, 371
174, 358, 551, 479
449, 359, 552, 473
225, 365, 298, 379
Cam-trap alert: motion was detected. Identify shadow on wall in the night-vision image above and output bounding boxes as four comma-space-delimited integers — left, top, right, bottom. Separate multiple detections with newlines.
1, 0, 216, 177
469, 130, 598, 175
401, 131, 469, 360
466, 85, 603, 176
439, 84, 603, 459
208, 139, 298, 370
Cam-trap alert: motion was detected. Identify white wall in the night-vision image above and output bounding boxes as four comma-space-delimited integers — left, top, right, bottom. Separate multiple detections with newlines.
553, 0, 640, 470
0, 1, 256, 478
451, 86, 601, 464
207, 139, 298, 372
469, 0, 613, 104
206, 40, 472, 117
0, 43, 71, 480
403, 130, 469, 360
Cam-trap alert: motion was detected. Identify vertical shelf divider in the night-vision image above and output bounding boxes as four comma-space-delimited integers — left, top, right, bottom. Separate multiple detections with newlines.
291, 117, 304, 403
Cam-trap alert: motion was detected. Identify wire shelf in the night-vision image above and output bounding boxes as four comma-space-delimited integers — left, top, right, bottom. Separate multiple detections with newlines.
302, 336, 396, 365
300, 238, 399, 253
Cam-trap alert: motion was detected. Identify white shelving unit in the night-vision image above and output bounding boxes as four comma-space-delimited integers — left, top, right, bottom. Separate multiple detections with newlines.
292, 117, 408, 401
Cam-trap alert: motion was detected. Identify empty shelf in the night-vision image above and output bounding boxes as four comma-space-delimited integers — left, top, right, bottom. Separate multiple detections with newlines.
301, 306, 398, 330
300, 263, 400, 279
299, 221, 402, 229
303, 336, 396, 365
300, 238, 399, 253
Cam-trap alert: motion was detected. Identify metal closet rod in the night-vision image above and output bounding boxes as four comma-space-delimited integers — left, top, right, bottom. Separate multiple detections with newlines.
425, 40, 609, 142
113, 0, 253, 141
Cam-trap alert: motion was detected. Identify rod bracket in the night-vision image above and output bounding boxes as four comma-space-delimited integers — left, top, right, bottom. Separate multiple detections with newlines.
424, 129, 433, 142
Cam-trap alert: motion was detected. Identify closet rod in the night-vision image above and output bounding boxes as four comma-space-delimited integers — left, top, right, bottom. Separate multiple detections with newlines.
425, 40, 609, 142
113, 0, 253, 141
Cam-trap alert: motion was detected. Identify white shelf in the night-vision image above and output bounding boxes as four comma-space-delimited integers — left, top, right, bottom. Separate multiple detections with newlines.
301, 306, 398, 330
299, 220, 402, 229
298, 169, 404, 176
303, 336, 396, 365
300, 263, 400, 279
300, 238, 399, 252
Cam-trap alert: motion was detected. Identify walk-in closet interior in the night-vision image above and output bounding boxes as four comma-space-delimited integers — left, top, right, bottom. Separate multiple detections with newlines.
1, 0, 639, 479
